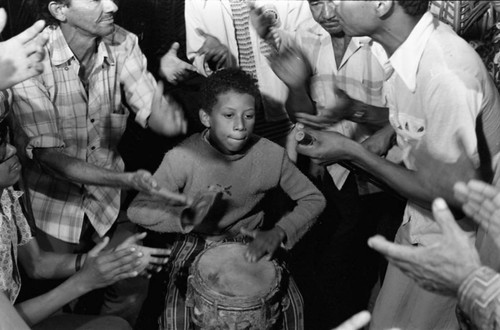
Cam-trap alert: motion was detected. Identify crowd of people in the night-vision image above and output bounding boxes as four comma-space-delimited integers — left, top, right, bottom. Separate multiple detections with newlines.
0, 0, 500, 329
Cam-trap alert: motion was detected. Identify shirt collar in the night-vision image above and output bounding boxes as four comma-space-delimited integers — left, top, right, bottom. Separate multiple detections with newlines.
389, 12, 435, 92
49, 26, 114, 67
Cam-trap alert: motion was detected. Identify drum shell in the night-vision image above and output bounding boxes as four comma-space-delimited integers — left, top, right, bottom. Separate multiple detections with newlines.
186, 243, 287, 330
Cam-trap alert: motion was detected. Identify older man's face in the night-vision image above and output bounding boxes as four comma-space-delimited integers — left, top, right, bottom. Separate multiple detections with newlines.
331, 0, 377, 37
62, 0, 118, 38
308, 1, 343, 35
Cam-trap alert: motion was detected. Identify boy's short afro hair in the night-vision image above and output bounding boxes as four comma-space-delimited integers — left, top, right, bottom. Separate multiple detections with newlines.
201, 68, 260, 113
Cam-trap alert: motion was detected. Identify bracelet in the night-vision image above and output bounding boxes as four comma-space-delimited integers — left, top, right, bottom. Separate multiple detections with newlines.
75, 253, 84, 272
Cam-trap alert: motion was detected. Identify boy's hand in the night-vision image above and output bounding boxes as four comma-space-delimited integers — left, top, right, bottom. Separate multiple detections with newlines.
241, 226, 286, 263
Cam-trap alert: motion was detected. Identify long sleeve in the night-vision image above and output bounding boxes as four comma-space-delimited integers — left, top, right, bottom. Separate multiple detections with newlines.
276, 154, 325, 249
458, 266, 500, 330
127, 148, 190, 233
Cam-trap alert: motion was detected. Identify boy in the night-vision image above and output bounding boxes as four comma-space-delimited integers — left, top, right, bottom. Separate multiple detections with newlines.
127, 68, 326, 330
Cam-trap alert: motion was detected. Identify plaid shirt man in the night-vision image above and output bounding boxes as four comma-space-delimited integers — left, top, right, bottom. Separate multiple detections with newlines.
10, 25, 156, 243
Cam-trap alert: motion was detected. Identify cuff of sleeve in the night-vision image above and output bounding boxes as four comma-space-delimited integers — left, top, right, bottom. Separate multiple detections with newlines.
458, 266, 499, 316
26, 136, 65, 159
275, 222, 296, 250
135, 108, 150, 129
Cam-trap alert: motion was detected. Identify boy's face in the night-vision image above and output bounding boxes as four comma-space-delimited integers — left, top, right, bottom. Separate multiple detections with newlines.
200, 90, 256, 155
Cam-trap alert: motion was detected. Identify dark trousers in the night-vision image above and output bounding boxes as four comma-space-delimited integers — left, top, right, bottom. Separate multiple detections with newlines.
290, 173, 405, 330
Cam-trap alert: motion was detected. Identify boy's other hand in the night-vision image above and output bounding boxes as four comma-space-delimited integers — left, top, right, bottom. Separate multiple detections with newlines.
241, 226, 286, 263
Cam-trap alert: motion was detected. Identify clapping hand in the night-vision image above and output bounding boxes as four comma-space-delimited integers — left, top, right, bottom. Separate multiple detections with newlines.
295, 88, 355, 129
195, 28, 230, 71
116, 232, 171, 276
160, 42, 196, 85
0, 9, 48, 90
454, 180, 500, 250
148, 80, 187, 137
76, 237, 144, 292
368, 198, 481, 296
241, 226, 286, 263
268, 46, 309, 90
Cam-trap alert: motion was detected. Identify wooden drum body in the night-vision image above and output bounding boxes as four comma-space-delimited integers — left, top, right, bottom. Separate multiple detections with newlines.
186, 243, 287, 330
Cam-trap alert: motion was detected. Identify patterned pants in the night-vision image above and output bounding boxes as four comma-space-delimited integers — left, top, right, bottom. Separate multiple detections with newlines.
158, 234, 304, 330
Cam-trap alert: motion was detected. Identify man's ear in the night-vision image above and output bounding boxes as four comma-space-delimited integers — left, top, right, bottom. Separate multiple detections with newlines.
48, 1, 68, 23
373, 0, 394, 18
199, 109, 211, 128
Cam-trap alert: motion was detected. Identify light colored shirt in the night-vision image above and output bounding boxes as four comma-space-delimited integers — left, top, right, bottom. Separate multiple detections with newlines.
185, 0, 312, 123
385, 12, 500, 243
458, 266, 500, 330
0, 188, 33, 303
11, 25, 157, 243
288, 19, 389, 188
372, 12, 500, 329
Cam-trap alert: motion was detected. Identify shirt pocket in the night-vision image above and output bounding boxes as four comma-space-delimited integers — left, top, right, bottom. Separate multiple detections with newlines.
392, 112, 426, 144
100, 111, 130, 149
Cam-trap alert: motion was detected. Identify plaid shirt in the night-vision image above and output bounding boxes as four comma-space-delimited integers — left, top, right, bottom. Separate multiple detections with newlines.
11, 25, 157, 243
286, 19, 388, 188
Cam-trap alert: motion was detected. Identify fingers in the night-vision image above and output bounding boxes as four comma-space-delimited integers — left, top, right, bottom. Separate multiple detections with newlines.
334, 311, 371, 330
16, 19, 46, 45
367, 235, 416, 262
468, 179, 500, 201
118, 232, 147, 250
432, 198, 461, 234
240, 227, 257, 239
0, 8, 6, 34
143, 247, 172, 258
88, 237, 110, 257
294, 112, 330, 129
195, 28, 207, 39
167, 42, 180, 56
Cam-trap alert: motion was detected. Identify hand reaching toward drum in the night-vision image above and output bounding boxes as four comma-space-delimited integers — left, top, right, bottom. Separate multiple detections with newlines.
241, 226, 286, 263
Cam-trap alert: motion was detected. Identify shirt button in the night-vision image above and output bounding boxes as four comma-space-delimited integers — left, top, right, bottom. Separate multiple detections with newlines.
64, 67, 69, 71
91, 146, 96, 150
90, 118, 95, 123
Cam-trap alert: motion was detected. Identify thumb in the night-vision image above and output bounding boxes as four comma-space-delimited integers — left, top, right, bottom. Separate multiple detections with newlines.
16, 19, 46, 44
167, 42, 180, 56
0, 9, 6, 34
195, 28, 207, 39
121, 232, 147, 248
88, 237, 110, 257
432, 198, 459, 234
240, 227, 257, 239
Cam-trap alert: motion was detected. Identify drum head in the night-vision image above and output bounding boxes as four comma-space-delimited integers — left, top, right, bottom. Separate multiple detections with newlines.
196, 243, 276, 298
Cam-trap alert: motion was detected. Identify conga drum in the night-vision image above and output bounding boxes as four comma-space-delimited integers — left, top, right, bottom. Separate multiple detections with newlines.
186, 243, 287, 330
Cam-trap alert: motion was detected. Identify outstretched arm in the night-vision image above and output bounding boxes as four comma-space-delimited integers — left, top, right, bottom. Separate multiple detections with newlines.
33, 148, 158, 194
15, 238, 142, 327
